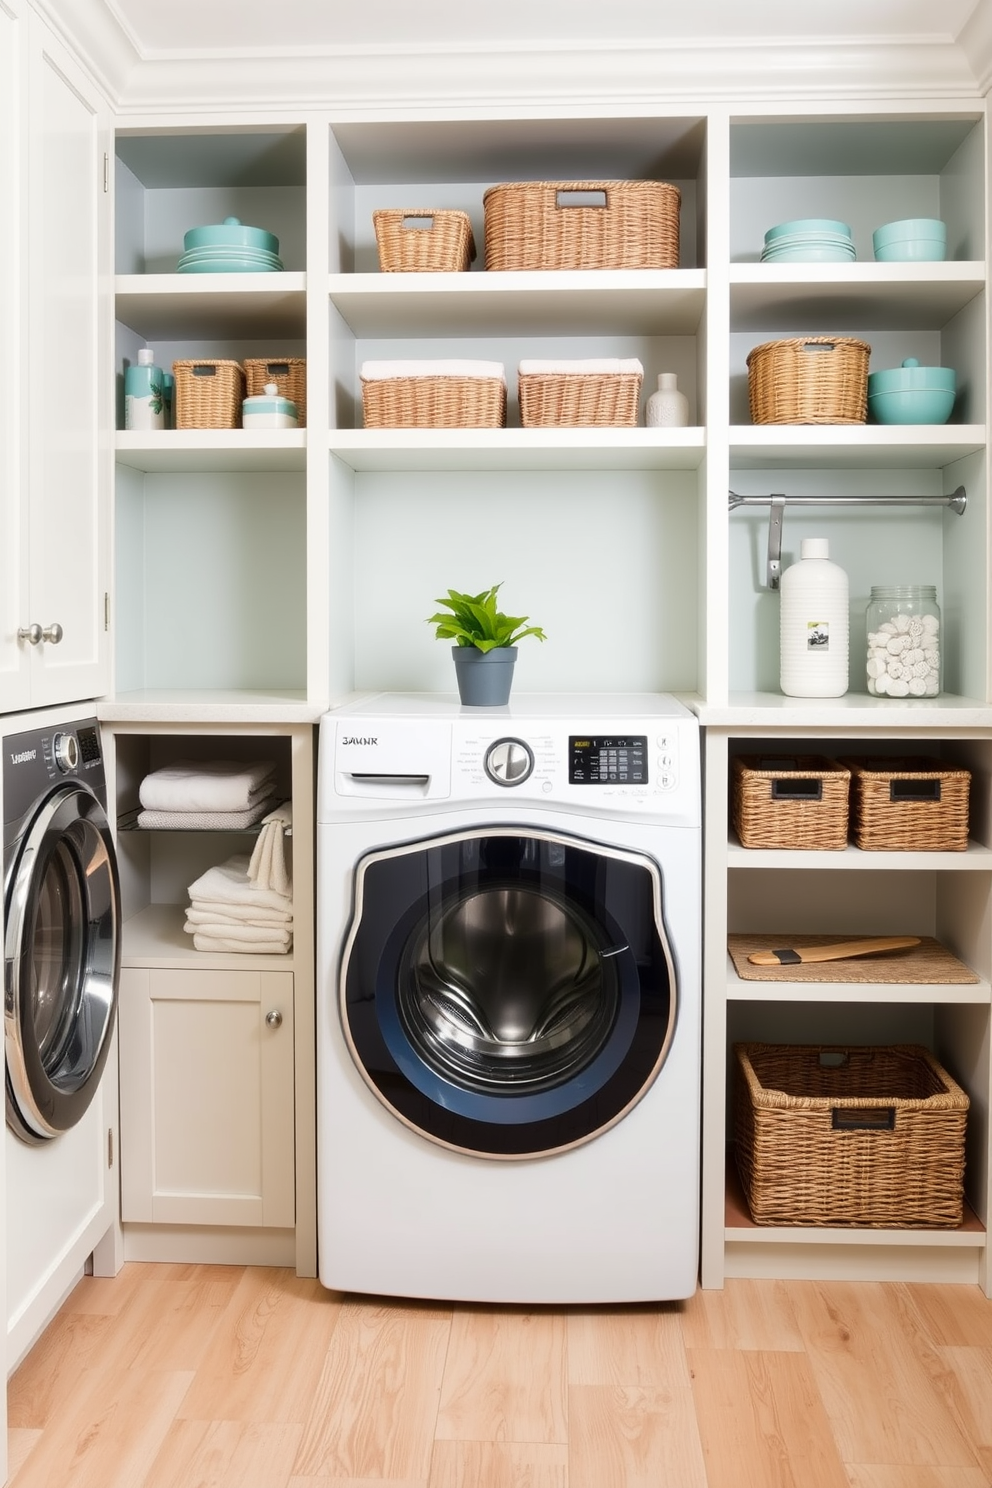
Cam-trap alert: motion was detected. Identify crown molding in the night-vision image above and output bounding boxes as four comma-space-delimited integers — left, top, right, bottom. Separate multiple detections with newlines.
30, 0, 137, 104
960, 0, 992, 95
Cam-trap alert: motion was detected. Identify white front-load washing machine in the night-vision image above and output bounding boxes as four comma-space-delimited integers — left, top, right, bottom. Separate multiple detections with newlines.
316, 693, 701, 1304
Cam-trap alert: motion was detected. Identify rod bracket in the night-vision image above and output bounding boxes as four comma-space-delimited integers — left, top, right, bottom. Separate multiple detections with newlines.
766, 496, 786, 590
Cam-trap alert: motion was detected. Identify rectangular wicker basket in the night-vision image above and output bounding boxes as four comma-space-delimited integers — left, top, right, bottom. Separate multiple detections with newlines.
518, 359, 643, 427
731, 754, 850, 850
838, 755, 971, 851
173, 359, 245, 430
373, 209, 476, 272
483, 180, 681, 271
243, 358, 307, 427
360, 360, 506, 429
746, 337, 870, 424
734, 1042, 969, 1228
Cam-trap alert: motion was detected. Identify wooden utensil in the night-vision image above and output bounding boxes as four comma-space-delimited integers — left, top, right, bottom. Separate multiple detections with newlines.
747, 935, 921, 966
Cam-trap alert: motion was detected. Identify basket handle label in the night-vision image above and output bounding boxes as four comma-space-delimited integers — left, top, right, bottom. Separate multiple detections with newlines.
831, 1107, 896, 1132
192, 365, 217, 378
556, 189, 608, 210
266, 362, 290, 375
402, 214, 436, 230
802, 342, 837, 353
771, 777, 823, 801
890, 778, 942, 802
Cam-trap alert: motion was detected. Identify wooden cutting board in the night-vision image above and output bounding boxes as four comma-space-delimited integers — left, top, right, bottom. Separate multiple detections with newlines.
728, 932, 978, 984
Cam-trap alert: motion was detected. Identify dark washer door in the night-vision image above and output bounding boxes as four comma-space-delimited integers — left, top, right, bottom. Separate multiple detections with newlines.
340, 827, 677, 1157
4, 782, 121, 1143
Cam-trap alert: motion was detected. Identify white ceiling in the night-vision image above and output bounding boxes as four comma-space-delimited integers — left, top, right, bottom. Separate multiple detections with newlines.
103, 0, 984, 57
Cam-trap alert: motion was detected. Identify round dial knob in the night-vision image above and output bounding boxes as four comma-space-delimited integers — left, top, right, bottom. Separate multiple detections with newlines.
484, 737, 534, 787
52, 732, 79, 773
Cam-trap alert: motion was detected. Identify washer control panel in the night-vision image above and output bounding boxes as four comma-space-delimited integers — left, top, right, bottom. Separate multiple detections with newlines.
569, 734, 647, 786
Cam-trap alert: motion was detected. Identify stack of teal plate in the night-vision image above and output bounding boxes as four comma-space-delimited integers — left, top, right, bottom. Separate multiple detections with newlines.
176, 216, 284, 274
760, 218, 856, 263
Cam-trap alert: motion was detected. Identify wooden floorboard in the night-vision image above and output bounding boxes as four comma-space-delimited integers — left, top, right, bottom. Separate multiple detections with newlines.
8, 1267, 992, 1487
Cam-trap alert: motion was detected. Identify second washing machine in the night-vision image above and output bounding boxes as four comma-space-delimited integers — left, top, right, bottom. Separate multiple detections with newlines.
317, 693, 701, 1304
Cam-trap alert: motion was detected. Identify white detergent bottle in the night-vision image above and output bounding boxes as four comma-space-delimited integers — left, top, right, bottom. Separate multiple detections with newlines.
779, 537, 849, 697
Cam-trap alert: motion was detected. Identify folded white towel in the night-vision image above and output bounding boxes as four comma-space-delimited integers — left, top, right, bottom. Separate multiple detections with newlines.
360, 359, 506, 383
139, 759, 276, 814
192, 932, 292, 955
183, 918, 292, 945
517, 358, 644, 376
248, 801, 293, 897
187, 854, 293, 914
138, 794, 279, 832
186, 904, 293, 927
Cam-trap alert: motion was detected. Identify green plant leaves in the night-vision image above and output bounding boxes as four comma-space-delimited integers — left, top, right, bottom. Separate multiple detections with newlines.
426, 583, 547, 651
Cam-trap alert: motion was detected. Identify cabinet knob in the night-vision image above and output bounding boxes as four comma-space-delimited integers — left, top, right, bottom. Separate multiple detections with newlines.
265, 1009, 283, 1029
17, 623, 43, 645
42, 623, 64, 645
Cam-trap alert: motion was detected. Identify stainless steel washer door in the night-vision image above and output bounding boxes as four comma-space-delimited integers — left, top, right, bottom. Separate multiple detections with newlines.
4, 782, 121, 1143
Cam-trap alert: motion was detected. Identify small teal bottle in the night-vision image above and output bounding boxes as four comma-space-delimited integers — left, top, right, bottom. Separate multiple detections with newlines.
124, 348, 165, 431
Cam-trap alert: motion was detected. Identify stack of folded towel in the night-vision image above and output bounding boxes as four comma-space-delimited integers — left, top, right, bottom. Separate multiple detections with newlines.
138, 759, 278, 830
184, 815, 293, 954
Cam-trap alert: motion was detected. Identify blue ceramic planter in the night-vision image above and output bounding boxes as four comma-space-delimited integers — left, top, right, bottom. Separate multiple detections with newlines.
451, 646, 517, 706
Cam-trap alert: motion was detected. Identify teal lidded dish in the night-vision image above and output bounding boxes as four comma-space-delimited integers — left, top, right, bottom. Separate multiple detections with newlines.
867, 357, 955, 424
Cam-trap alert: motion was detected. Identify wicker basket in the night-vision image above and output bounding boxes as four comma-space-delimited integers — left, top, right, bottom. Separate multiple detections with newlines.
747, 337, 871, 424
173, 360, 245, 430
360, 360, 506, 429
518, 360, 643, 427
731, 754, 850, 850
734, 1042, 969, 1228
243, 358, 307, 427
373, 209, 476, 272
483, 180, 681, 271
838, 755, 971, 851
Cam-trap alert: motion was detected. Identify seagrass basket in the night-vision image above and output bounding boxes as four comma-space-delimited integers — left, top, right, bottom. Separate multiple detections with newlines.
373, 209, 476, 272
360, 361, 506, 428
483, 180, 681, 271
838, 755, 971, 851
518, 360, 643, 427
746, 336, 871, 424
173, 359, 245, 429
243, 358, 307, 427
734, 1042, 969, 1228
731, 754, 850, 850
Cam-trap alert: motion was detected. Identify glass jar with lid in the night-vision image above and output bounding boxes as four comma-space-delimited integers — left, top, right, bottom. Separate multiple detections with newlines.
865, 585, 941, 697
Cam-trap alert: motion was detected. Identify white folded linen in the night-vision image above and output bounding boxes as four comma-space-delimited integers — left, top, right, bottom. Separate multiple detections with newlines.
191, 932, 292, 955
248, 801, 293, 897
138, 794, 279, 832
187, 854, 294, 914
517, 358, 644, 376
139, 759, 276, 813
183, 918, 292, 945
360, 359, 506, 383
185, 904, 293, 927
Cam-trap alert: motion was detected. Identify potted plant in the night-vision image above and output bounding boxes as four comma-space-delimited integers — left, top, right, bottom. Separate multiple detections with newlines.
426, 583, 546, 705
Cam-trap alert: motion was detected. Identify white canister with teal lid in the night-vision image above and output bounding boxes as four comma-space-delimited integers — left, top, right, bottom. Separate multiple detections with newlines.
242, 382, 298, 429
124, 347, 165, 431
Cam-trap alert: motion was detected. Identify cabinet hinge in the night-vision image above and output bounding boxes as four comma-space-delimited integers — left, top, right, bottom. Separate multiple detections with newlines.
104, 592, 110, 631
103, 152, 109, 193
107, 1128, 114, 1168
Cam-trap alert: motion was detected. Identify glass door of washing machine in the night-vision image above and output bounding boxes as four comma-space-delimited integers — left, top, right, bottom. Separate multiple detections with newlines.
340, 826, 677, 1157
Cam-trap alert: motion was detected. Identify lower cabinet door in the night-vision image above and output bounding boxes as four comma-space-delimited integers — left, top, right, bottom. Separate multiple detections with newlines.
119, 967, 295, 1228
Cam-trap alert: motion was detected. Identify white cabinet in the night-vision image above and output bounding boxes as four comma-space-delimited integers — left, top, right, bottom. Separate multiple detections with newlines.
118, 966, 295, 1228
0, 8, 111, 713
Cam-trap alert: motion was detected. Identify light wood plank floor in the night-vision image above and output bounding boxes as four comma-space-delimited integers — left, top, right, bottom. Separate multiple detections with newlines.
8, 1264, 992, 1487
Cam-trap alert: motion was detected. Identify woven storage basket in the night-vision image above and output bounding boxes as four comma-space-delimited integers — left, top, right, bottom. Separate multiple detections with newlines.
734, 1042, 969, 1228
173, 360, 245, 430
838, 755, 971, 851
360, 361, 506, 429
518, 359, 643, 427
731, 754, 850, 850
373, 209, 476, 272
483, 180, 681, 271
747, 337, 871, 424
243, 358, 307, 427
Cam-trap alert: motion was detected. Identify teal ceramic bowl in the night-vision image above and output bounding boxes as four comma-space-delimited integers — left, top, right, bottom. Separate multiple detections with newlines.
182, 216, 280, 255
867, 358, 956, 424
872, 217, 946, 262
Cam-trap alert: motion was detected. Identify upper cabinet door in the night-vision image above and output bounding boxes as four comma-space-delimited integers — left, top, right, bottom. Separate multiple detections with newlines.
16, 14, 111, 711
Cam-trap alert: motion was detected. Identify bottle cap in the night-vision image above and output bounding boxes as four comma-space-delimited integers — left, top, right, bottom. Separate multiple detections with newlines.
801, 538, 829, 559
138, 348, 155, 365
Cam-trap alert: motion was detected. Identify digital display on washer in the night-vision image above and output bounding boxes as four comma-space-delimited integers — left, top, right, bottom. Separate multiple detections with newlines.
569, 735, 647, 785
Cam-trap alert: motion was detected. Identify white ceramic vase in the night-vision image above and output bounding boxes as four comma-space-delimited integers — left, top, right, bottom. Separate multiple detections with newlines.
645, 372, 689, 427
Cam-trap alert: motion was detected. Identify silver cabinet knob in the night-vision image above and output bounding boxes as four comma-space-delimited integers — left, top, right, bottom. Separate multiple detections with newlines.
42, 623, 63, 644
265, 1009, 283, 1029
17, 623, 43, 645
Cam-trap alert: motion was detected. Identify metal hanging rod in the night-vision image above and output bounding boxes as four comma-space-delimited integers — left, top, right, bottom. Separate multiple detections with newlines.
728, 486, 967, 590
